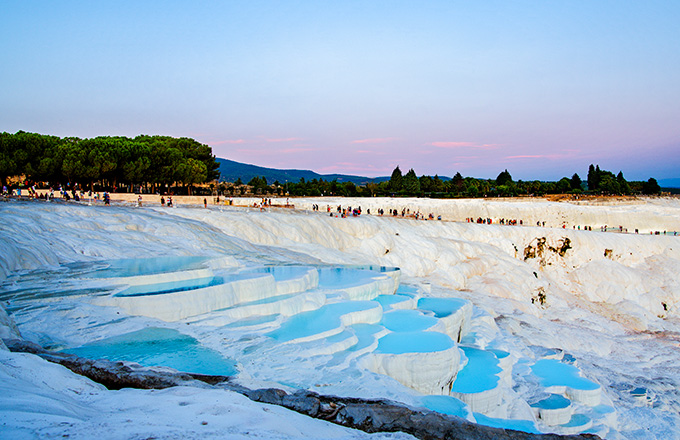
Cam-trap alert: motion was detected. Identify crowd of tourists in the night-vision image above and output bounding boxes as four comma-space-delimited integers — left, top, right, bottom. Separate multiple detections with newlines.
2, 188, 676, 236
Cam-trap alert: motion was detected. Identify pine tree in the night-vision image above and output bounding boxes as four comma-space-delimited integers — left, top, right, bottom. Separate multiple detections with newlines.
496, 169, 512, 186
389, 166, 403, 192
617, 171, 631, 194
402, 168, 421, 194
451, 172, 464, 194
587, 164, 596, 191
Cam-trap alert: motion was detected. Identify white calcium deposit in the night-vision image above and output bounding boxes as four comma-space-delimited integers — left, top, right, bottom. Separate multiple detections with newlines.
1, 196, 679, 439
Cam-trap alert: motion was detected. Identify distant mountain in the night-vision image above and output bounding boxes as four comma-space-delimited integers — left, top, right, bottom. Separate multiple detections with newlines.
659, 178, 680, 189
216, 158, 388, 185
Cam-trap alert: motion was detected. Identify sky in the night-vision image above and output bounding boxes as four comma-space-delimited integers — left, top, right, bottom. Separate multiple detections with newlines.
1, 0, 679, 181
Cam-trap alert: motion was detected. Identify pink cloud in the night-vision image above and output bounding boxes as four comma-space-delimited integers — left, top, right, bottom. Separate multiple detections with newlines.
212, 139, 246, 145
351, 137, 397, 144
317, 163, 395, 176
265, 137, 303, 143
280, 147, 317, 154
236, 148, 270, 156
505, 153, 575, 160
431, 141, 498, 149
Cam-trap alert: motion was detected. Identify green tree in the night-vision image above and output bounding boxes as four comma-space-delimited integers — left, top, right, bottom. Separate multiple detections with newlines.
432, 175, 444, 193
617, 171, 631, 194
60, 141, 88, 184
402, 168, 420, 195
451, 172, 464, 194
556, 177, 572, 193
598, 174, 620, 194
389, 166, 403, 192
0, 132, 18, 187
642, 177, 660, 195
496, 169, 512, 186
178, 158, 208, 195
587, 164, 597, 191
364, 181, 377, 196
465, 182, 479, 197
248, 176, 262, 187
341, 181, 358, 196
419, 175, 434, 193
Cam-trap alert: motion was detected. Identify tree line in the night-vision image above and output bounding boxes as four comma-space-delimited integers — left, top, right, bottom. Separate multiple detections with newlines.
0, 131, 220, 194
1, 130, 661, 199
244, 165, 661, 198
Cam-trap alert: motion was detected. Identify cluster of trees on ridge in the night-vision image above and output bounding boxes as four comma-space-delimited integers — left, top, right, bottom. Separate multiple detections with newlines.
1, 131, 662, 198
243, 166, 661, 198
0, 131, 219, 194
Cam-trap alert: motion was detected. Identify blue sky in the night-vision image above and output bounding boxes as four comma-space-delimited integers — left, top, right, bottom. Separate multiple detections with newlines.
1, 1, 678, 180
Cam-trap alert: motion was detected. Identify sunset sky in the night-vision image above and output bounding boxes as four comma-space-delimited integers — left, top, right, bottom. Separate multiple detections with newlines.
2, 1, 679, 181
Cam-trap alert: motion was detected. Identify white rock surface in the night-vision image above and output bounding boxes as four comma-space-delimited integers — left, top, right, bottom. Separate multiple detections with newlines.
2, 197, 680, 439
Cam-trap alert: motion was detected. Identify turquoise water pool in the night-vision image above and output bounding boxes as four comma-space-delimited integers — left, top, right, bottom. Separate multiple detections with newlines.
267, 301, 380, 342
375, 331, 454, 354
473, 413, 540, 434
421, 395, 469, 418
451, 347, 501, 393
531, 359, 599, 391
115, 276, 220, 297
374, 294, 413, 309
64, 327, 238, 376
349, 324, 385, 352
84, 256, 209, 278
241, 265, 313, 281
317, 267, 380, 289
417, 297, 468, 318
114, 272, 266, 297
530, 393, 571, 410
381, 309, 439, 332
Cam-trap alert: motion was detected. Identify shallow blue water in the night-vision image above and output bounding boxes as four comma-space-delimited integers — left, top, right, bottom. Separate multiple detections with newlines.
451, 347, 501, 393
530, 393, 571, 410
417, 297, 468, 318
593, 404, 615, 416
473, 413, 540, 434
267, 301, 380, 342
64, 327, 238, 376
630, 387, 647, 397
375, 331, 454, 354
381, 309, 439, 332
395, 284, 419, 295
349, 324, 384, 352
562, 413, 591, 428
241, 265, 312, 282
115, 272, 267, 297
489, 348, 510, 360
317, 267, 379, 289
85, 256, 209, 278
375, 294, 412, 310
116, 276, 219, 297
531, 359, 599, 391
421, 395, 469, 418
223, 314, 279, 328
